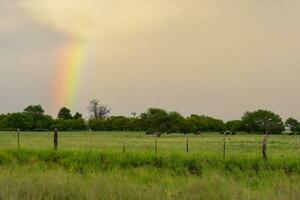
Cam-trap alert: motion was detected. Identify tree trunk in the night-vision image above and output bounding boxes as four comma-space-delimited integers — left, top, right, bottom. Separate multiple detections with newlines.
262, 130, 269, 160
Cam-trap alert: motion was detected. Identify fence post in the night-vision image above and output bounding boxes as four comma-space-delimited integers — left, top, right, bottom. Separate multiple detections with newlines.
155, 136, 158, 156
186, 134, 189, 155
17, 128, 20, 150
223, 136, 226, 158
123, 131, 126, 154
54, 128, 58, 150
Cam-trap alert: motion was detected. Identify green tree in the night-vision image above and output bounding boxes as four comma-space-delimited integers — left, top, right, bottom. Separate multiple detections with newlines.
285, 117, 299, 133
141, 108, 169, 137
182, 117, 198, 134
109, 116, 130, 131
88, 119, 107, 131
0, 114, 7, 130
24, 105, 44, 118
52, 119, 86, 131
185, 114, 225, 133
166, 112, 185, 133
128, 117, 142, 131
36, 115, 53, 131
73, 112, 83, 120
0, 114, 6, 121
5, 113, 32, 130
57, 107, 73, 120
226, 120, 242, 132
23, 105, 45, 129
241, 110, 284, 160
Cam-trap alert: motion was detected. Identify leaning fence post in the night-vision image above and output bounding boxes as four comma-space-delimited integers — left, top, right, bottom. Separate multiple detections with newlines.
54, 128, 58, 150
17, 128, 20, 150
223, 136, 226, 158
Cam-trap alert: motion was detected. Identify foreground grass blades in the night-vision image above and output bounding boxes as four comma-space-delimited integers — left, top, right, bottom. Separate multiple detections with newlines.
0, 164, 299, 199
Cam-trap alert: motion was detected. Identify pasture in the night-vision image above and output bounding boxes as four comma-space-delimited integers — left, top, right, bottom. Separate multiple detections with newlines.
0, 131, 300, 199
0, 131, 299, 157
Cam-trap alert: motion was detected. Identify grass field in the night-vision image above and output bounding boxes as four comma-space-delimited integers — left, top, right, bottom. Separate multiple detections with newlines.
0, 131, 300, 199
1, 131, 300, 156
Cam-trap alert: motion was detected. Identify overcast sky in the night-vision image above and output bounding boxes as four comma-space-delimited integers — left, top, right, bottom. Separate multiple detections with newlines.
1, 0, 300, 120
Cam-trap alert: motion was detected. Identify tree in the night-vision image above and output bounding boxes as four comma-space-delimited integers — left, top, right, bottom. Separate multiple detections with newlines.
23, 105, 45, 129
36, 115, 53, 131
24, 105, 44, 118
98, 105, 111, 119
285, 117, 299, 133
141, 108, 169, 137
166, 112, 185, 133
0, 114, 7, 130
241, 110, 284, 160
182, 117, 198, 134
226, 120, 242, 132
88, 99, 99, 119
5, 113, 32, 130
73, 112, 83, 120
51, 119, 86, 131
57, 107, 72, 120
88, 99, 111, 119
109, 116, 130, 131
0, 114, 6, 121
131, 112, 137, 118
184, 114, 225, 133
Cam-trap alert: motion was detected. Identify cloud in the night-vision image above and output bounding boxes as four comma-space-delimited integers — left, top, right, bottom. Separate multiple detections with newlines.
22, 0, 184, 40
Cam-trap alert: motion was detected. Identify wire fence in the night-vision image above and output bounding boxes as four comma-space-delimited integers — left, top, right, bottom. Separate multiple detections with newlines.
0, 130, 299, 158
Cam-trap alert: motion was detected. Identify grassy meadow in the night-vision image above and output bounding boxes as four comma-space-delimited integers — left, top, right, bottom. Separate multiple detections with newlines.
0, 131, 300, 199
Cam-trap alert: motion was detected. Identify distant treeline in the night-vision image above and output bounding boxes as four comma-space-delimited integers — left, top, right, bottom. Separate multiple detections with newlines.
0, 100, 299, 135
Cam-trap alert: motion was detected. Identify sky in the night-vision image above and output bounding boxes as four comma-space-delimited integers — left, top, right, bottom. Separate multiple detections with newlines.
1, 0, 300, 121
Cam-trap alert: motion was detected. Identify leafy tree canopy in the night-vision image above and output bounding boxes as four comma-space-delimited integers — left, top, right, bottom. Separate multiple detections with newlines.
57, 107, 73, 120
241, 110, 284, 134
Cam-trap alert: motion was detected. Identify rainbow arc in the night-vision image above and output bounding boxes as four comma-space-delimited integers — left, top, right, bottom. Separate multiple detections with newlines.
54, 41, 87, 109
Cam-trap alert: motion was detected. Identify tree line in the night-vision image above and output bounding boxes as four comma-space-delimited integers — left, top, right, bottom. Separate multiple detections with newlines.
0, 99, 300, 136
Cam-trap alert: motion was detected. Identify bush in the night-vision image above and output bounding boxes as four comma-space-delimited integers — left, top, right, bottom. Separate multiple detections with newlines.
51, 119, 86, 131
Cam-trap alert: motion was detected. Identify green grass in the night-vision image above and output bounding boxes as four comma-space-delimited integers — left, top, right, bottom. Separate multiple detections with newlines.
1, 131, 299, 157
0, 131, 300, 199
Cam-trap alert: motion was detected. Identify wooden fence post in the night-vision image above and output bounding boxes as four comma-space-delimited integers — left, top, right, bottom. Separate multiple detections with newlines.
123, 131, 126, 154
17, 128, 20, 150
186, 134, 189, 155
54, 128, 58, 150
223, 136, 226, 158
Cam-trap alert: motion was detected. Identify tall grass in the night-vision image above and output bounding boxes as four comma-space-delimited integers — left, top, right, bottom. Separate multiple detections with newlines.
1, 149, 300, 176
0, 166, 299, 200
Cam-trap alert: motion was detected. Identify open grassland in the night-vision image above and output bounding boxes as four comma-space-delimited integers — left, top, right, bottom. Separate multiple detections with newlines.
0, 131, 300, 199
0, 131, 299, 157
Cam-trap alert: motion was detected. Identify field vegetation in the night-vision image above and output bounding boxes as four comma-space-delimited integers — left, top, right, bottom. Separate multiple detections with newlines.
0, 131, 299, 199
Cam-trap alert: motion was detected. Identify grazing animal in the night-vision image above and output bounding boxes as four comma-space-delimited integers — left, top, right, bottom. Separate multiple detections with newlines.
195, 131, 202, 135
224, 131, 232, 135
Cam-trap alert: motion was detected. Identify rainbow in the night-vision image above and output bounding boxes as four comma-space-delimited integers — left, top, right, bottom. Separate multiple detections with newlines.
54, 41, 87, 109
